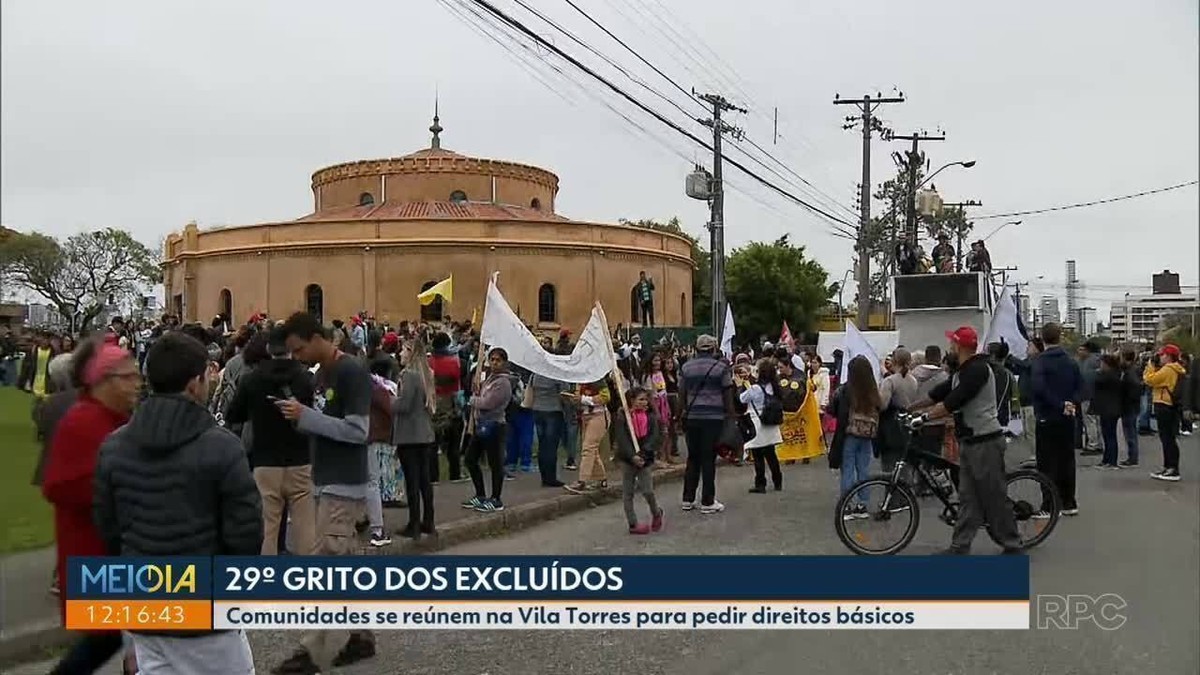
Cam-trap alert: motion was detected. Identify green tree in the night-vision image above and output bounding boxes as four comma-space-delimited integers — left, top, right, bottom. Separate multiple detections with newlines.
1, 228, 161, 331
725, 234, 833, 343
620, 217, 710, 326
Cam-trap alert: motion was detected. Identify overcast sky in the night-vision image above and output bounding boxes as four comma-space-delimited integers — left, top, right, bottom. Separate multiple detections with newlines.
3, 0, 1197, 318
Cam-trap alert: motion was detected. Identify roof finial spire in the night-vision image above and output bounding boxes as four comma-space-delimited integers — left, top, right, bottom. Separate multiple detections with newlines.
429, 90, 443, 150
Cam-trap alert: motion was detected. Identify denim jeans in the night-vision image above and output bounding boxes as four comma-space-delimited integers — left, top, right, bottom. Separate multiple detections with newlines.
562, 414, 579, 465
504, 408, 535, 470
1120, 412, 1139, 463
1138, 390, 1156, 432
533, 410, 564, 485
1099, 415, 1120, 465
839, 435, 874, 504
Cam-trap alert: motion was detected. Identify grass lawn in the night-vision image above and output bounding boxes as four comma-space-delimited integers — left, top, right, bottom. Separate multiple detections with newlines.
0, 387, 54, 554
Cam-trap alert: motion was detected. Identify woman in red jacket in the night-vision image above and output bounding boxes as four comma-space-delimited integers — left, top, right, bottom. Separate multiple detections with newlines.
43, 338, 143, 675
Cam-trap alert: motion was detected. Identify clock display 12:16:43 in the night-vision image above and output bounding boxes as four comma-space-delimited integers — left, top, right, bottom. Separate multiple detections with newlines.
86, 603, 187, 625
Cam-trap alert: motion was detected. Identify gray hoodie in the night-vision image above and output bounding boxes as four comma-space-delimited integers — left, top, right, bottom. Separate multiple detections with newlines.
913, 364, 950, 426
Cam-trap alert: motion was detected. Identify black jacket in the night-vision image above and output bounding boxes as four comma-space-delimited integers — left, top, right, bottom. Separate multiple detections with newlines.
1091, 368, 1123, 419
94, 394, 262, 559
225, 358, 315, 467
1005, 354, 1035, 407
612, 409, 661, 466
1183, 365, 1200, 414
1120, 364, 1143, 416
1031, 347, 1082, 421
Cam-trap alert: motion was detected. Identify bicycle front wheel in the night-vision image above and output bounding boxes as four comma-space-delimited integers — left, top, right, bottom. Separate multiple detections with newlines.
992, 468, 1061, 550
835, 478, 921, 555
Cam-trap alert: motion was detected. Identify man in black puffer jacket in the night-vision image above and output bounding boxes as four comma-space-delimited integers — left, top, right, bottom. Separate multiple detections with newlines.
94, 332, 261, 673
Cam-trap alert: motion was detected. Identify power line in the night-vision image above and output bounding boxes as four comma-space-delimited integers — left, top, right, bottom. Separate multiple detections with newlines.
555, 0, 857, 224
443, 0, 854, 244
973, 180, 1199, 220
465, 0, 857, 230
509, 0, 702, 122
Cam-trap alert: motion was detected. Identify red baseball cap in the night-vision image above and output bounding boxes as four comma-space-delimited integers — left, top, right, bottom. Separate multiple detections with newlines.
945, 326, 979, 350
1159, 344, 1181, 359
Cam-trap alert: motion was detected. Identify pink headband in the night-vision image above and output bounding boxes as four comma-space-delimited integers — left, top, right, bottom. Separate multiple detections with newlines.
82, 344, 130, 388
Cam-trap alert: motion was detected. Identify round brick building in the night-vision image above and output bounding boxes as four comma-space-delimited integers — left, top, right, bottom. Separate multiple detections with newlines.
161, 116, 694, 331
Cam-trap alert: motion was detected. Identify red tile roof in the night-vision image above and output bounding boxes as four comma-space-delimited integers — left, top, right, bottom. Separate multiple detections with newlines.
295, 201, 574, 223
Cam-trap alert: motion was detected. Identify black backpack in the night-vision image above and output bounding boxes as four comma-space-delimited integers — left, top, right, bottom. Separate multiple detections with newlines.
758, 385, 785, 425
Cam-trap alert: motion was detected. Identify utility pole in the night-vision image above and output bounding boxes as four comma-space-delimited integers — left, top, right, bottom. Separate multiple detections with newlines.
834, 92, 904, 329
888, 130, 945, 245
696, 90, 746, 338
942, 200, 983, 272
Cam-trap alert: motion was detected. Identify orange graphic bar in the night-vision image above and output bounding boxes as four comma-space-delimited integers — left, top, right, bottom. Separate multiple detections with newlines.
65, 600, 212, 631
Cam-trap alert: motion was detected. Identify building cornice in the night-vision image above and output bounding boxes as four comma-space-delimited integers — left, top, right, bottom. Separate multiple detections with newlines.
161, 237, 694, 268
311, 156, 560, 193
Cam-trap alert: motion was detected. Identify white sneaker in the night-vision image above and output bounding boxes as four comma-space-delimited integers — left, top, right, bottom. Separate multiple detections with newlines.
681, 501, 695, 511
700, 500, 726, 514
1031, 511, 1052, 520
1061, 508, 1079, 516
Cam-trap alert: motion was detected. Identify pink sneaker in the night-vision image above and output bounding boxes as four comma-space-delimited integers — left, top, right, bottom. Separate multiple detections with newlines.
651, 510, 664, 532
629, 523, 651, 535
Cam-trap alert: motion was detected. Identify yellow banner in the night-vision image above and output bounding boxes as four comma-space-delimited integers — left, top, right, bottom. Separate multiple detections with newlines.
777, 382, 826, 461
418, 276, 453, 306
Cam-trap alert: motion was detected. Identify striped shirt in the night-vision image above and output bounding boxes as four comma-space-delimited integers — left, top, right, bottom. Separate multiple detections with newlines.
679, 353, 733, 420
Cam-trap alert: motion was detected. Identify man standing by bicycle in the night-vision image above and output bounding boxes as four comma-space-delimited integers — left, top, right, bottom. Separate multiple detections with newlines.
918, 326, 1022, 555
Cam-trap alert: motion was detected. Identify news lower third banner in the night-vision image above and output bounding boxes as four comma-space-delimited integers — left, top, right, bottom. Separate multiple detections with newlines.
65, 556, 1030, 631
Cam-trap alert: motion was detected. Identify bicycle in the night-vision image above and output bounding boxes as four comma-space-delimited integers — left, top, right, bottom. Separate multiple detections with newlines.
834, 412, 1061, 555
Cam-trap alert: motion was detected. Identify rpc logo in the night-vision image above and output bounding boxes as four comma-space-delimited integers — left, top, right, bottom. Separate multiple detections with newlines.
1035, 594, 1127, 630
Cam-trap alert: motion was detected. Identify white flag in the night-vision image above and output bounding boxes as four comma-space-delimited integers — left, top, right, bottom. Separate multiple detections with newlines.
981, 285, 1029, 357
480, 275, 615, 383
841, 320, 882, 384
720, 304, 736, 360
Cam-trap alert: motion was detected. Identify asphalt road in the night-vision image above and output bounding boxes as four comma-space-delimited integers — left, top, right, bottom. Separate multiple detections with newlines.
15, 435, 1200, 675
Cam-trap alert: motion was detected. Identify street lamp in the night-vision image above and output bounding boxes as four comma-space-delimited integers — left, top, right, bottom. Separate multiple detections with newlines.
918, 160, 976, 192
982, 220, 1023, 242
836, 268, 854, 315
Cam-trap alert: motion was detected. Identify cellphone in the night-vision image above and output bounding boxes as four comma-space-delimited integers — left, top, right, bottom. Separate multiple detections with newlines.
267, 395, 281, 403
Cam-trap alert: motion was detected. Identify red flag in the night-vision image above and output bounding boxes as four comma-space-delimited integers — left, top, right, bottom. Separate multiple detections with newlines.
780, 322, 796, 351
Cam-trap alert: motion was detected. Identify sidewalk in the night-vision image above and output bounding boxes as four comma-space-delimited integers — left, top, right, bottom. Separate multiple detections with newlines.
0, 457, 689, 669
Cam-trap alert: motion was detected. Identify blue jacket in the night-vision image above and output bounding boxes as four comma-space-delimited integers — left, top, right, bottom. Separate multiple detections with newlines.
1030, 346, 1082, 421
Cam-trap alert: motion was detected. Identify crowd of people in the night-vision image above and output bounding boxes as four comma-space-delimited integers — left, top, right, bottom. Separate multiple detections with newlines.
8, 304, 1198, 673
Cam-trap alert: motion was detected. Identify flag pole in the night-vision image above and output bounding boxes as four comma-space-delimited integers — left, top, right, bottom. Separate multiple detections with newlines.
467, 273, 497, 437
598, 302, 643, 459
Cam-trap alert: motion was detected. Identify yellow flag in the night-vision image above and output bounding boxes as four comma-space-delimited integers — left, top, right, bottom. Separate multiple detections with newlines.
470, 306, 479, 326
776, 381, 827, 461
417, 276, 453, 306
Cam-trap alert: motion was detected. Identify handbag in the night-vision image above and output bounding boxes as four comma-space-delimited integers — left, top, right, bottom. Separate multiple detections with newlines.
476, 418, 501, 440
736, 412, 757, 443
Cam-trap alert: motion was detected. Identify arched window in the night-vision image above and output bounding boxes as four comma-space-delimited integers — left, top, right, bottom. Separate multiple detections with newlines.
305, 284, 324, 324
219, 288, 232, 321
537, 284, 557, 323
359, 192, 375, 206
420, 280, 444, 322
530, 197, 542, 211
630, 284, 641, 324
680, 292, 687, 325
449, 190, 467, 204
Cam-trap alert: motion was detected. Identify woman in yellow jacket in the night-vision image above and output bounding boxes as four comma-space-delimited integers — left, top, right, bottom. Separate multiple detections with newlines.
1143, 344, 1185, 482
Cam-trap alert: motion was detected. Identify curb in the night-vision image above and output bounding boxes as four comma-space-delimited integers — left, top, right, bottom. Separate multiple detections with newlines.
0, 465, 689, 669
361, 463, 689, 555
0, 620, 67, 670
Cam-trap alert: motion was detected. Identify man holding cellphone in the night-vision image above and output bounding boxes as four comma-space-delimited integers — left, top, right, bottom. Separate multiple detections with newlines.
271, 312, 376, 675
